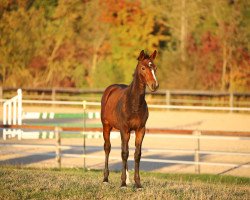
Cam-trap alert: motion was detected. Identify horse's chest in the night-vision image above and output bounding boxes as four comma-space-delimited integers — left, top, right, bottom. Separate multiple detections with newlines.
128, 113, 147, 130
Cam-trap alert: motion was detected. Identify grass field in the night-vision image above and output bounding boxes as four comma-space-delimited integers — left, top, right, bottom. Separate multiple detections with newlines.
0, 167, 249, 200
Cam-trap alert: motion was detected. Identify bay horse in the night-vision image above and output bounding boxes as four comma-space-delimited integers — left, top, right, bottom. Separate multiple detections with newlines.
101, 50, 159, 189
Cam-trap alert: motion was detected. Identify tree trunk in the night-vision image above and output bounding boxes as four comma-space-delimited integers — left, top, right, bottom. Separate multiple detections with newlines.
45, 35, 64, 86
221, 43, 227, 91
180, 0, 187, 62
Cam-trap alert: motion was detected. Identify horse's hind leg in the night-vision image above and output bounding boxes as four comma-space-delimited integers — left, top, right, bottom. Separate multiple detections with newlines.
103, 124, 112, 183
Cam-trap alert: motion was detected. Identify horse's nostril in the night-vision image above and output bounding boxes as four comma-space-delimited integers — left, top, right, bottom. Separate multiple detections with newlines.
148, 82, 158, 91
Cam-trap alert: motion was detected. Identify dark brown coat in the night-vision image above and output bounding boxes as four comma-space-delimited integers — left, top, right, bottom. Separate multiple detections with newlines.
101, 50, 158, 188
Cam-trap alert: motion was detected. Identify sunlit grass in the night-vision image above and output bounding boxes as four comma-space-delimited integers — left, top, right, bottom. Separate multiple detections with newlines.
0, 166, 249, 200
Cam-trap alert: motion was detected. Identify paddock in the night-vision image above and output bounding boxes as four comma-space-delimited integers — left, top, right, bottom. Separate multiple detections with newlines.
1, 131, 250, 178
0, 90, 250, 178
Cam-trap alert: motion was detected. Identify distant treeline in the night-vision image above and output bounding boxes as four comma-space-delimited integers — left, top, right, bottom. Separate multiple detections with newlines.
0, 0, 249, 92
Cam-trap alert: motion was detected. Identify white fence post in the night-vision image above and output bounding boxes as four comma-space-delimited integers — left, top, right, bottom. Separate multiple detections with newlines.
83, 100, 87, 170
0, 86, 2, 107
3, 102, 7, 125
17, 89, 22, 125
165, 90, 171, 106
7, 102, 11, 125
193, 130, 201, 174
55, 127, 61, 168
230, 92, 234, 113
13, 99, 17, 125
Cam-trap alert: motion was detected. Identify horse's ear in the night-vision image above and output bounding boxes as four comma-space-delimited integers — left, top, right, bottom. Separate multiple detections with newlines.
150, 50, 157, 60
137, 50, 145, 61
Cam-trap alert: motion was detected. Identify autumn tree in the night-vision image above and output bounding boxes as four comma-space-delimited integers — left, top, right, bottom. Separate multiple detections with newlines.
0, 5, 46, 87
0, 0, 249, 91
97, 0, 166, 87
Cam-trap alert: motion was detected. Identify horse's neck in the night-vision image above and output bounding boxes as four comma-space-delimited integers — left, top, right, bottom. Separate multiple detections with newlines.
127, 71, 146, 113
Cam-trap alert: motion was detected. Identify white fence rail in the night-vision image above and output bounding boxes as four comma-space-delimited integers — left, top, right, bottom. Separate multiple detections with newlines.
1, 129, 250, 174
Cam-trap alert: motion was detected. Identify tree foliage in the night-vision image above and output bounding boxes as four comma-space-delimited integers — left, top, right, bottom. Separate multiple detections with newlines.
0, 0, 249, 91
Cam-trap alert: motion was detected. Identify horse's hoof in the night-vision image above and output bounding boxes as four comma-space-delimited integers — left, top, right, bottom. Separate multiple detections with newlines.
136, 187, 143, 191
120, 182, 127, 189
120, 186, 127, 189
103, 181, 109, 185
135, 183, 143, 191
103, 177, 109, 183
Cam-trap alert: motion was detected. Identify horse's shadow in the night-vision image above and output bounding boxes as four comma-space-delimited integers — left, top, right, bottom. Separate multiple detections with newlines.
0, 143, 208, 172
108, 153, 208, 171
0, 146, 103, 166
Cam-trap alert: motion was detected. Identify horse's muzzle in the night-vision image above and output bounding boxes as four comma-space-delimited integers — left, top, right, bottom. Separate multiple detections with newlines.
148, 82, 159, 92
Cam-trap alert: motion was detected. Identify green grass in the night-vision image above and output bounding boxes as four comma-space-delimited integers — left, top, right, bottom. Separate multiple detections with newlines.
0, 167, 249, 200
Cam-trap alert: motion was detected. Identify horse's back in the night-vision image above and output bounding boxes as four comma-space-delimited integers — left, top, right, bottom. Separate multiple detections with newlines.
101, 84, 127, 104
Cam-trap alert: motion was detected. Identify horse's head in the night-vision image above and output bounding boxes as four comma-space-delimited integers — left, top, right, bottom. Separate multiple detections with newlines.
137, 50, 159, 92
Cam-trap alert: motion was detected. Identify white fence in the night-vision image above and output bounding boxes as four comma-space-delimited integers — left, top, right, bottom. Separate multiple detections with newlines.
1, 89, 250, 174
2, 89, 22, 140
2, 89, 56, 140
0, 129, 250, 174
1, 87, 250, 113
3, 89, 22, 125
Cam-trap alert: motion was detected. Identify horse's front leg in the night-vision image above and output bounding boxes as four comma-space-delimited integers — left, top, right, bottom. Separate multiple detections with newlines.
134, 127, 145, 189
103, 124, 112, 183
120, 130, 130, 187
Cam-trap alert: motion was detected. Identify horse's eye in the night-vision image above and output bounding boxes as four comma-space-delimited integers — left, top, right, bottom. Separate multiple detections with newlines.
141, 67, 145, 71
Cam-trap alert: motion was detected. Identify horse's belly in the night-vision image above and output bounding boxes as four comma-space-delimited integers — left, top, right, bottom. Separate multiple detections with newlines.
128, 113, 148, 130
104, 114, 146, 131
103, 105, 147, 131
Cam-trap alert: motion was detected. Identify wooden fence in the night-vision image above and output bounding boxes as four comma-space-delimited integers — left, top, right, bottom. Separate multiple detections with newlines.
1, 87, 250, 108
